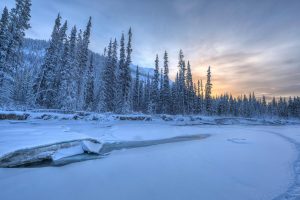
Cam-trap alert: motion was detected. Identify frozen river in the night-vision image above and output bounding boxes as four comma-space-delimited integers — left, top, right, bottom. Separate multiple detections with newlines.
0, 120, 299, 200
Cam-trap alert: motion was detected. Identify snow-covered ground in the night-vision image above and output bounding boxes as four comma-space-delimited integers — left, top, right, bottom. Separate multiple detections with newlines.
0, 115, 300, 200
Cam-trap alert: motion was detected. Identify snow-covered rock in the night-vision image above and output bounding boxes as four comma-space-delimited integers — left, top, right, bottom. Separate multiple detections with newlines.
0, 139, 102, 167
81, 140, 103, 154
114, 114, 152, 121
51, 145, 84, 161
0, 111, 30, 120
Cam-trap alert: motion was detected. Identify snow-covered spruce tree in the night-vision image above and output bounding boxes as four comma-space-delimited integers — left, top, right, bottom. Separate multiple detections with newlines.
58, 26, 78, 111
195, 80, 202, 114
110, 39, 118, 110
247, 93, 254, 117
278, 97, 288, 118
158, 68, 164, 114
11, 0, 32, 104
103, 40, 117, 112
75, 29, 82, 102
0, 7, 9, 65
33, 16, 67, 109
115, 33, 125, 113
177, 50, 186, 114
0, 0, 31, 106
269, 97, 277, 117
123, 28, 133, 112
195, 79, 203, 114
205, 66, 212, 115
292, 97, 300, 118
116, 28, 132, 113
194, 80, 200, 113
200, 79, 204, 112
150, 54, 160, 114
58, 36, 72, 110
292, 97, 298, 118
0, 7, 10, 105
186, 61, 194, 114
76, 17, 92, 110
133, 65, 140, 112
144, 72, 151, 113
33, 14, 62, 108
261, 95, 267, 116
162, 51, 170, 114
241, 96, 247, 117
171, 72, 180, 114
64, 26, 78, 109
216, 94, 229, 116
84, 54, 95, 111
102, 40, 113, 112
228, 94, 236, 116
52, 20, 68, 107
138, 79, 144, 112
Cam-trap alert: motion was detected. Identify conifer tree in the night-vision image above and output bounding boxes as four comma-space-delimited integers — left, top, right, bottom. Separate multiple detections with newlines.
139, 81, 144, 111
123, 28, 132, 112
111, 39, 118, 109
0, 7, 10, 104
186, 61, 194, 114
262, 95, 267, 116
116, 28, 132, 113
85, 54, 95, 110
115, 33, 126, 113
52, 20, 68, 105
1, 0, 31, 105
103, 40, 114, 112
34, 14, 61, 108
159, 68, 164, 113
133, 66, 140, 111
76, 17, 92, 110
151, 54, 160, 113
162, 51, 170, 113
144, 72, 151, 113
58, 37, 76, 110
177, 50, 186, 114
205, 66, 212, 114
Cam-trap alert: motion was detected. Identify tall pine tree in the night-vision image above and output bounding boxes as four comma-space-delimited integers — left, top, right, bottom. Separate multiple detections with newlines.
103, 40, 114, 112
34, 14, 61, 108
162, 51, 170, 114
205, 66, 212, 114
85, 54, 95, 111
76, 17, 92, 110
186, 61, 194, 114
0, 0, 31, 105
0, 7, 10, 104
178, 50, 186, 114
133, 66, 140, 112
151, 54, 160, 113
116, 28, 132, 113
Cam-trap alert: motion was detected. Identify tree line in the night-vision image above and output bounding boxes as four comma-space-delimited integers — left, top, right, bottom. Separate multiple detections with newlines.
0, 0, 299, 118
125, 52, 300, 118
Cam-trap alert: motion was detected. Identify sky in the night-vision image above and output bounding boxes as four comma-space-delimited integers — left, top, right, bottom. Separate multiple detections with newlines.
1, 0, 300, 97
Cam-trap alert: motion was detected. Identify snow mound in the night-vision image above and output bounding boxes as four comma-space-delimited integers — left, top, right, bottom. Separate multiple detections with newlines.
51, 145, 85, 161
0, 139, 102, 167
81, 140, 103, 154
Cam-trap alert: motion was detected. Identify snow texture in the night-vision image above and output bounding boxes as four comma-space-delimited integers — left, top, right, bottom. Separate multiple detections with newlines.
0, 113, 300, 200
